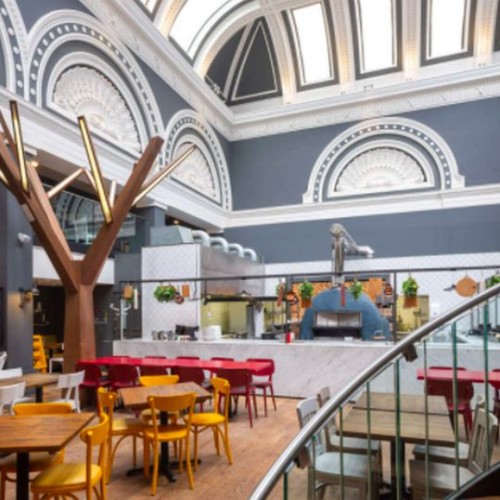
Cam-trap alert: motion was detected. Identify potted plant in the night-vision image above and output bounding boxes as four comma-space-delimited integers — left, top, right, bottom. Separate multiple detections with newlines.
402, 276, 419, 308
486, 273, 500, 289
349, 280, 363, 300
298, 281, 314, 308
153, 284, 177, 303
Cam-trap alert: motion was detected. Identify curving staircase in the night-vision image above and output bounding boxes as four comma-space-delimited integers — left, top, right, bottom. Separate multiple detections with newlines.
251, 283, 500, 499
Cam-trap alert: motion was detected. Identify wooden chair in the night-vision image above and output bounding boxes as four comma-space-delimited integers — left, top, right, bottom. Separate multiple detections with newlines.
143, 392, 196, 495
97, 387, 147, 482
247, 358, 277, 416
425, 366, 474, 440
31, 413, 109, 500
317, 387, 382, 477
412, 395, 485, 466
0, 402, 73, 500
215, 368, 258, 427
190, 377, 233, 471
52, 370, 85, 412
409, 408, 498, 499
297, 396, 379, 500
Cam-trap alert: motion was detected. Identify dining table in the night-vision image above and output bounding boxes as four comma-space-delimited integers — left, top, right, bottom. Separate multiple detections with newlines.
343, 392, 455, 493
0, 373, 58, 402
119, 381, 211, 483
0, 412, 95, 500
416, 368, 500, 385
79, 356, 273, 375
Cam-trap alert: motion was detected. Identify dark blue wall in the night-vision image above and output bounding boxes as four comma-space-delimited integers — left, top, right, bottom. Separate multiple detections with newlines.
224, 205, 500, 263
18, 0, 91, 31
229, 97, 500, 210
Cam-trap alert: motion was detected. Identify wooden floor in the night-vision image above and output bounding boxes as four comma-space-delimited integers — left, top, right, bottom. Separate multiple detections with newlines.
4, 388, 500, 499
4, 393, 301, 499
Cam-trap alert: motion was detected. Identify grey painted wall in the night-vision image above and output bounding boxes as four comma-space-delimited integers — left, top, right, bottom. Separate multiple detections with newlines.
229, 97, 500, 210
0, 188, 34, 371
224, 205, 500, 263
18, 0, 92, 31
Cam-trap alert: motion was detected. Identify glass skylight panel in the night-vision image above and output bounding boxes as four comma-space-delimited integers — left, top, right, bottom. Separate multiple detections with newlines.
427, 0, 469, 59
170, 0, 235, 56
356, 0, 395, 73
138, 0, 159, 14
291, 3, 332, 85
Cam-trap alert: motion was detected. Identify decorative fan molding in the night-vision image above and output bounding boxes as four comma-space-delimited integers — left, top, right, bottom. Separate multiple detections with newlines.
335, 148, 427, 194
52, 66, 141, 152
164, 109, 232, 210
172, 143, 218, 202
304, 117, 464, 203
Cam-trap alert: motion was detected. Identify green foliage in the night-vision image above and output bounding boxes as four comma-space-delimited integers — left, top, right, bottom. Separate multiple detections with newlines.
349, 280, 363, 299
486, 274, 500, 288
298, 281, 314, 299
153, 284, 177, 303
402, 276, 419, 297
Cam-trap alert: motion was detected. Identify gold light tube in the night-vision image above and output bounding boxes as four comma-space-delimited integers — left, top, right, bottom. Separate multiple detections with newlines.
0, 170, 8, 187
133, 145, 196, 206
10, 101, 29, 193
109, 180, 117, 207
78, 116, 113, 224
47, 168, 86, 199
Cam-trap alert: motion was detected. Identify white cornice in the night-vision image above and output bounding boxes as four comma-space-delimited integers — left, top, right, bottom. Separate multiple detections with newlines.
225, 184, 500, 228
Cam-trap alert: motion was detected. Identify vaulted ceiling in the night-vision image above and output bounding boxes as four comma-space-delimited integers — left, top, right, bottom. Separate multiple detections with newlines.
134, 0, 500, 118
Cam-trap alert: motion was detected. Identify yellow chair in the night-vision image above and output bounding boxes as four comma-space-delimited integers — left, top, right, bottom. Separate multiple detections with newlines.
0, 402, 73, 500
31, 413, 108, 500
143, 392, 196, 495
139, 374, 179, 387
32, 335, 47, 373
97, 388, 147, 482
190, 377, 233, 471
139, 374, 179, 424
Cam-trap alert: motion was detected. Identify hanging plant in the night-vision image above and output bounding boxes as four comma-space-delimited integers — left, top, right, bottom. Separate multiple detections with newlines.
486, 273, 500, 289
402, 276, 419, 308
153, 284, 177, 303
349, 280, 363, 300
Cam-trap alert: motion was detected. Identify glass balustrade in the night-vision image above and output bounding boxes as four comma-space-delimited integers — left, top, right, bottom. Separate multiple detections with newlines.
252, 284, 500, 499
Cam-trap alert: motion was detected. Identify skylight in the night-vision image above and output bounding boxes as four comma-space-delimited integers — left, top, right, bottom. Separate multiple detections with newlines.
427, 0, 469, 59
170, 0, 242, 58
291, 3, 332, 85
356, 0, 396, 73
138, 0, 160, 14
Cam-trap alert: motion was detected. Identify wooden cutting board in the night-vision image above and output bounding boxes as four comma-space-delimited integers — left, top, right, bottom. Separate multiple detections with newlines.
455, 275, 477, 297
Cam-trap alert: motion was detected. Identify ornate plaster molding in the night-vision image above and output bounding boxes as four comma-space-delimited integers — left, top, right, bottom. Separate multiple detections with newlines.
25, 9, 163, 156
52, 66, 141, 152
304, 117, 463, 203
164, 109, 232, 210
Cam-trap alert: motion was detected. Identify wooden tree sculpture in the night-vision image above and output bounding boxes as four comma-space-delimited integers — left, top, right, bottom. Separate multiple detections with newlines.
0, 101, 195, 371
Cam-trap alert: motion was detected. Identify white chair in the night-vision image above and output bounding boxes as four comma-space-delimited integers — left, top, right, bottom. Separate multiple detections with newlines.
297, 397, 379, 499
0, 368, 22, 380
410, 408, 498, 499
52, 371, 85, 412
48, 343, 64, 373
412, 395, 485, 467
0, 382, 26, 414
0, 352, 6, 370
318, 387, 382, 455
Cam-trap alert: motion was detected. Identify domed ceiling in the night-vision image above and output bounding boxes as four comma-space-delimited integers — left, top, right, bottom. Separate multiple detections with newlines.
133, 0, 499, 113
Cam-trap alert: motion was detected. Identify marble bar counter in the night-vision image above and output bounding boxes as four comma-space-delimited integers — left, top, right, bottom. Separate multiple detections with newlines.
113, 339, 392, 398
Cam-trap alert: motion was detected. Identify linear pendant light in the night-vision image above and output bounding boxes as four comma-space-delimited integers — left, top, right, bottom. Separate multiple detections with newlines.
10, 101, 29, 193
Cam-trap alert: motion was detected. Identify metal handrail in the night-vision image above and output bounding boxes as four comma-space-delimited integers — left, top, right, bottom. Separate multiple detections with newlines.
250, 282, 500, 499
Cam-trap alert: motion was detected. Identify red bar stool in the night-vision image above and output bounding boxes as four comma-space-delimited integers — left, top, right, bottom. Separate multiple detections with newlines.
247, 358, 276, 416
